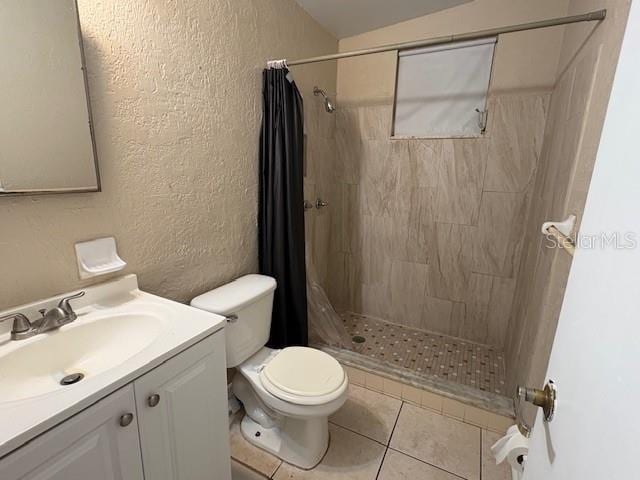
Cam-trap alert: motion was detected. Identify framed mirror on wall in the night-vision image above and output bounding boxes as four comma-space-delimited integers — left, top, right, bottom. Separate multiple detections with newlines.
0, 0, 100, 195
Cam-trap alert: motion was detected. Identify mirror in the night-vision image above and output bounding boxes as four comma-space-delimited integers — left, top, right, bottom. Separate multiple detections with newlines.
0, 0, 99, 195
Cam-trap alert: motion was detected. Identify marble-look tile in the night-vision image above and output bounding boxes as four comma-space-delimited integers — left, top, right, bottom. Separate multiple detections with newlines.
359, 102, 393, 140
435, 139, 487, 225
421, 390, 444, 412
341, 183, 363, 254
462, 273, 494, 345
442, 398, 466, 420
361, 282, 392, 320
344, 365, 366, 386
485, 277, 517, 348
407, 140, 442, 189
308, 138, 337, 185
401, 384, 423, 405
360, 215, 393, 285
326, 252, 347, 310
329, 182, 344, 254
425, 223, 475, 302
456, 274, 516, 348
272, 424, 385, 480
336, 107, 363, 184
484, 94, 548, 193
231, 459, 269, 480
393, 141, 439, 214
360, 140, 399, 217
504, 68, 592, 391
390, 404, 481, 480
450, 302, 467, 338
312, 199, 332, 285
481, 430, 512, 480
389, 260, 429, 327
303, 181, 316, 242
378, 449, 460, 480
330, 384, 402, 444
305, 95, 336, 141
472, 191, 528, 278
229, 419, 281, 478
344, 254, 364, 311
420, 295, 453, 335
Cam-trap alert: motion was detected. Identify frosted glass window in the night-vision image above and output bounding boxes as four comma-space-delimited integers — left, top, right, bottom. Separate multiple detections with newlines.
392, 37, 496, 138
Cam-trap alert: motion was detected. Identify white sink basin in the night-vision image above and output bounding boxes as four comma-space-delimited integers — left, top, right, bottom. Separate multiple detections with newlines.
0, 312, 163, 403
0, 274, 226, 458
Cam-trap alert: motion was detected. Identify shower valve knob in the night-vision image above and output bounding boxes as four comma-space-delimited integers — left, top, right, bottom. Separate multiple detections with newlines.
315, 198, 328, 209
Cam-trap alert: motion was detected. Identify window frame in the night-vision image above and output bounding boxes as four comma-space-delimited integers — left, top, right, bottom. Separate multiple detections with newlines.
390, 36, 498, 140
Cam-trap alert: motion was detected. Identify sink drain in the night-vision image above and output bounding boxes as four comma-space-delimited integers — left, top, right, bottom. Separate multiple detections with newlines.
352, 335, 366, 344
60, 373, 85, 386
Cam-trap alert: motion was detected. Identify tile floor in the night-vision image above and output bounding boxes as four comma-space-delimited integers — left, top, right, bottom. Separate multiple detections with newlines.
340, 312, 507, 396
230, 384, 511, 480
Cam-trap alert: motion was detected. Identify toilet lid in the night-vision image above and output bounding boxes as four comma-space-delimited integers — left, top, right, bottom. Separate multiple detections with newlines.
260, 347, 346, 403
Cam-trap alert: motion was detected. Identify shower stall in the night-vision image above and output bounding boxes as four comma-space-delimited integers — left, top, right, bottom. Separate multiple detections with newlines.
292, 7, 614, 417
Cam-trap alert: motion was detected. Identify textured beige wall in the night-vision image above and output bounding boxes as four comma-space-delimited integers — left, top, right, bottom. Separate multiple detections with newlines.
328, 1, 567, 349
0, 0, 337, 311
505, 0, 631, 415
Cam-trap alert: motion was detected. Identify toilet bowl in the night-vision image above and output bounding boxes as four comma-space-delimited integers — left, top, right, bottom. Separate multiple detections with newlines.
191, 274, 349, 469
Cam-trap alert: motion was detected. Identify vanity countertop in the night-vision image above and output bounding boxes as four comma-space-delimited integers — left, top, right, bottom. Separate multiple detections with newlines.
0, 274, 226, 458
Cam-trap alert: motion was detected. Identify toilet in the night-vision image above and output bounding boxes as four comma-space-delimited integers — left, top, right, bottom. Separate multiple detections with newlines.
191, 274, 349, 469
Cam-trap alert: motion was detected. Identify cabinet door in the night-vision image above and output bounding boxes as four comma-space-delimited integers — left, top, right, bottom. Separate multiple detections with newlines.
0, 385, 144, 480
134, 332, 231, 480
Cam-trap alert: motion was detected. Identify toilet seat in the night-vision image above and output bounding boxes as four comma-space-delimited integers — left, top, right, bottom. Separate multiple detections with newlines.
259, 347, 347, 406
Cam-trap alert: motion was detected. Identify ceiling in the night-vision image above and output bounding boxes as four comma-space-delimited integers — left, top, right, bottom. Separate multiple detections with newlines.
294, 0, 473, 39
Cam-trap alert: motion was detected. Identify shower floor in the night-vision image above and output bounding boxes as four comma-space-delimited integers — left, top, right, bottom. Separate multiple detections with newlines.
340, 312, 507, 396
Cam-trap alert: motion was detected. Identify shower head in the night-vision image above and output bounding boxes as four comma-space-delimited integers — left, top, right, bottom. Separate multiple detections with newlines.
313, 86, 336, 113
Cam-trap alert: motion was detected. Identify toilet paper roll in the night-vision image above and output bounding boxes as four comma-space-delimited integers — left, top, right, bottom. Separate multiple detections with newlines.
490, 425, 519, 458
493, 432, 529, 473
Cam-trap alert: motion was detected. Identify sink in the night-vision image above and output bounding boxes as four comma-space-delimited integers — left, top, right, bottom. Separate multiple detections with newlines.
0, 274, 227, 458
0, 312, 163, 403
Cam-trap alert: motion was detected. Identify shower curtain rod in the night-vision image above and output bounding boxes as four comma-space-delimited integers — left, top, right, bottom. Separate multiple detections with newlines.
275, 9, 606, 67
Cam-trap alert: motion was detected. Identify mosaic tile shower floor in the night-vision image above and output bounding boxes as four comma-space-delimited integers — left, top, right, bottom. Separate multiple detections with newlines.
340, 312, 507, 396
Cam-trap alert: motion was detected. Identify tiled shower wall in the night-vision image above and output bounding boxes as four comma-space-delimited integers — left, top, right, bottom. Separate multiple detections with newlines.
327, 91, 550, 349
303, 92, 337, 288
505, 0, 631, 401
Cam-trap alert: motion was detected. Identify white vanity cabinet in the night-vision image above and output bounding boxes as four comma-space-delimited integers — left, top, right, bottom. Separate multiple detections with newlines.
134, 330, 231, 480
0, 385, 144, 480
0, 331, 231, 480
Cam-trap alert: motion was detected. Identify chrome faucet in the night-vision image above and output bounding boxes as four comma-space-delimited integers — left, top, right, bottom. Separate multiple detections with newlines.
0, 291, 85, 341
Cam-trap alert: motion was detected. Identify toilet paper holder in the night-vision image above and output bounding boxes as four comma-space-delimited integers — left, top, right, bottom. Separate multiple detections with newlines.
515, 380, 557, 436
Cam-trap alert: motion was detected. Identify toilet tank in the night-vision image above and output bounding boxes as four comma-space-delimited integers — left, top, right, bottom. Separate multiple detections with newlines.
190, 274, 277, 367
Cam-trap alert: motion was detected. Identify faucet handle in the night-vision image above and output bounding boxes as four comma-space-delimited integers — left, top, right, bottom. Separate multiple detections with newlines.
57, 291, 86, 318
0, 313, 32, 335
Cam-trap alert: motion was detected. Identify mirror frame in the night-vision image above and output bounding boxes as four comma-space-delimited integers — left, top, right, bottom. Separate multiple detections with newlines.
0, 0, 101, 197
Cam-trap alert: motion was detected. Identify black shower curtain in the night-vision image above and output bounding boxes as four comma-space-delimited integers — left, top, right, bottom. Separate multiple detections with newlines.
258, 68, 308, 348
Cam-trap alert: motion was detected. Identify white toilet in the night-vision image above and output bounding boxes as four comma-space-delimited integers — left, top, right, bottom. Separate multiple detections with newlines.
191, 274, 349, 469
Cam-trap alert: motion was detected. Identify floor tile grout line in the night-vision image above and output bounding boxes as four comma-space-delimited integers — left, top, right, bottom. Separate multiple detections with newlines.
479, 429, 484, 480
327, 421, 389, 448
386, 446, 469, 480
374, 447, 389, 480
270, 461, 282, 479
388, 401, 404, 447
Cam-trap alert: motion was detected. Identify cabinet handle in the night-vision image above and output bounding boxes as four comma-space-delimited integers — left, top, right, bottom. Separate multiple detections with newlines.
147, 393, 161, 407
119, 413, 134, 427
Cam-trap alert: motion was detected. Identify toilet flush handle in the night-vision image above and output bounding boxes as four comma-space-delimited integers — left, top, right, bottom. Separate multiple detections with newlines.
226, 314, 238, 324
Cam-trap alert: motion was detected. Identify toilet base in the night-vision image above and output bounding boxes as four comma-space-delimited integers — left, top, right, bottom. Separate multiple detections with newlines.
240, 414, 329, 470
